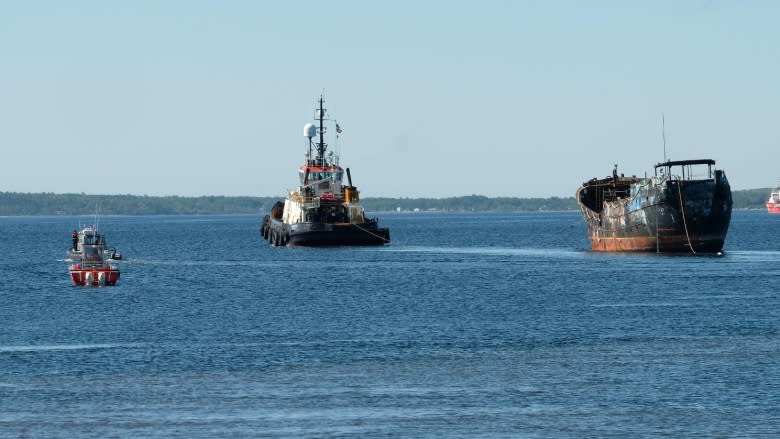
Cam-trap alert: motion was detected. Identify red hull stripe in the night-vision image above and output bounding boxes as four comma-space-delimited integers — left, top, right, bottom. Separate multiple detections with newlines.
588, 235, 719, 252
300, 165, 342, 172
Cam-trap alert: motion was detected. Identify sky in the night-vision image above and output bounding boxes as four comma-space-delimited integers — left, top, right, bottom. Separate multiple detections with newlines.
1, 1, 778, 198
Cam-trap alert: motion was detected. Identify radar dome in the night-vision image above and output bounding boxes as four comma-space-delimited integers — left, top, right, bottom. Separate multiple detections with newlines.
303, 123, 316, 138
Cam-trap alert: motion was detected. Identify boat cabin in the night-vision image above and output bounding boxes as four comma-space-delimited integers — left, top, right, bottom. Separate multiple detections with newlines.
299, 165, 345, 197
654, 159, 716, 180
79, 244, 106, 268
80, 228, 105, 246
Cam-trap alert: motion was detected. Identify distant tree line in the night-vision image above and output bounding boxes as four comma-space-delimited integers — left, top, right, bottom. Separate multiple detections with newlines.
0, 193, 278, 216
731, 188, 773, 210
0, 189, 772, 216
360, 195, 577, 212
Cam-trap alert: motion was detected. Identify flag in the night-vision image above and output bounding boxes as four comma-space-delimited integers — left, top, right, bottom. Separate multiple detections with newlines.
336, 123, 343, 134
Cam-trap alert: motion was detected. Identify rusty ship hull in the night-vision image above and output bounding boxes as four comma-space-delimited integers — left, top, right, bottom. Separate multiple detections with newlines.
577, 159, 732, 253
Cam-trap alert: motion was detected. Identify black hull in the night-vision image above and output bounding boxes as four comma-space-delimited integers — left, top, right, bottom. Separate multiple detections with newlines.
261, 216, 390, 247
577, 167, 732, 253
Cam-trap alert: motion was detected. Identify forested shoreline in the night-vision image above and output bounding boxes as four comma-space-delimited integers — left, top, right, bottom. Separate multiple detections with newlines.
0, 189, 772, 216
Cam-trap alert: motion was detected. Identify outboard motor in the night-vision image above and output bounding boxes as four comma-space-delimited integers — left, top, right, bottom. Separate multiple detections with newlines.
85, 272, 94, 286
98, 272, 106, 286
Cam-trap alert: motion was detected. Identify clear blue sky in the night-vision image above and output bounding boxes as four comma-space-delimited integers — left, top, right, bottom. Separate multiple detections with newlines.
1, 1, 778, 198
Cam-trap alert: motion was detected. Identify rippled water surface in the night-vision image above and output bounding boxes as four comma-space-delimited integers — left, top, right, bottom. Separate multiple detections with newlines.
1, 211, 779, 437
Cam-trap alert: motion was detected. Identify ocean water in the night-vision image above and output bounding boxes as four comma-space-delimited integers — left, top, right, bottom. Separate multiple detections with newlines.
1, 211, 779, 437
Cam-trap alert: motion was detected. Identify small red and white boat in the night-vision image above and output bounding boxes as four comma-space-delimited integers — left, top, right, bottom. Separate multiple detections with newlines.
767, 190, 780, 214
69, 244, 120, 286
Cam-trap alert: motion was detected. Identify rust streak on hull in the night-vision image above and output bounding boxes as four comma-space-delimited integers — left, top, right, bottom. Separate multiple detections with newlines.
589, 235, 725, 253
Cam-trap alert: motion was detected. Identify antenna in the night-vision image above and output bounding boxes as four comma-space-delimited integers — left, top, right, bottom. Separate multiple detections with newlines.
662, 112, 667, 162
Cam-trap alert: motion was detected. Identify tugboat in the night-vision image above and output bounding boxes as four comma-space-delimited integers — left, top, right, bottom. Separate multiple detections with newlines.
766, 188, 780, 214
576, 159, 732, 253
261, 96, 390, 246
68, 225, 122, 261
68, 243, 120, 286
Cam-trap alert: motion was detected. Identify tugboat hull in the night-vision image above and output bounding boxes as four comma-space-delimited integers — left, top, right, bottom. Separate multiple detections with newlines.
263, 217, 389, 247
577, 160, 732, 254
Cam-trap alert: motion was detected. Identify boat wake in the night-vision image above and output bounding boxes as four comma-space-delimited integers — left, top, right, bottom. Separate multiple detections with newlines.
723, 250, 780, 262
0, 343, 144, 353
389, 246, 583, 258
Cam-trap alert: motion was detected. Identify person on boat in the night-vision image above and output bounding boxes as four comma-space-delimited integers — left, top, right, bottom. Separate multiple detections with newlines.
72, 230, 78, 251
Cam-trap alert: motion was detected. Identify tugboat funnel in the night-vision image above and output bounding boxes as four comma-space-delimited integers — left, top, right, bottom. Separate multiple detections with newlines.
344, 168, 360, 204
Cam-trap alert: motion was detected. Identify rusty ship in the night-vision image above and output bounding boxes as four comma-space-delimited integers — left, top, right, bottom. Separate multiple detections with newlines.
260, 95, 390, 247
576, 159, 732, 253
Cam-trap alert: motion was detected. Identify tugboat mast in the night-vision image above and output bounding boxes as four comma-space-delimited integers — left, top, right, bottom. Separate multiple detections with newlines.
316, 95, 327, 163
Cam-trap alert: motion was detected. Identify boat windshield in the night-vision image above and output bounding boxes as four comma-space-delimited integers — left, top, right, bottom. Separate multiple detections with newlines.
81, 245, 104, 267
81, 228, 105, 245
301, 170, 343, 185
